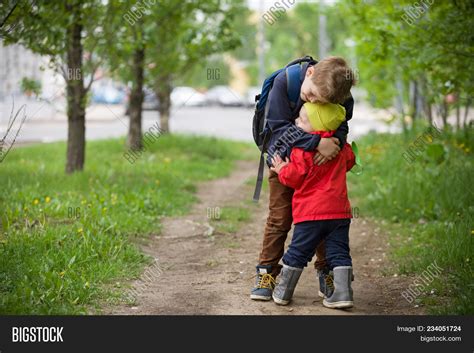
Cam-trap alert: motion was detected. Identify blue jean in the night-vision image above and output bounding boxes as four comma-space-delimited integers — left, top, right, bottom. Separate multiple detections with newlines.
282, 219, 352, 269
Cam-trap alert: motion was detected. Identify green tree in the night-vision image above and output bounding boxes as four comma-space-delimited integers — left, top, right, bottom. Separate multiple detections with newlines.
100, 0, 147, 151
146, 0, 243, 133
101, 0, 245, 142
20, 77, 41, 97
1, 0, 111, 173
341, 0, 474, 128
175, 55, 230, 89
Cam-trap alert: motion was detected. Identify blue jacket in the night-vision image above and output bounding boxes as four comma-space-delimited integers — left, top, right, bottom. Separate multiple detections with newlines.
265, 62, 354, 166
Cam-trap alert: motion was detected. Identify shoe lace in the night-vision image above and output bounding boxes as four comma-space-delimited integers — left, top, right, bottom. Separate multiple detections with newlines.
257, 273, 276, 289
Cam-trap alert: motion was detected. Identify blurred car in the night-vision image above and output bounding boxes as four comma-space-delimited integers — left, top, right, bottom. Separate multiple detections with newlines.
142, 89, 160, 110
92, 84, 126, 104
171, 86, 206, 107
205, 86, 244, 107
125, 88, 159, 115
245, 87, 261, 108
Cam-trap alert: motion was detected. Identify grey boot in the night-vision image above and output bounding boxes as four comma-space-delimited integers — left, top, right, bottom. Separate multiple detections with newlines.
272, 264, 303, 305
323, 266, 353, 309
317, 268, 334, 298
317, 269, 354, 298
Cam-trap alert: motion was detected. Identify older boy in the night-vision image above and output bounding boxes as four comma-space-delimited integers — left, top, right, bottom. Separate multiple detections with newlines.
251, 56, 355, 301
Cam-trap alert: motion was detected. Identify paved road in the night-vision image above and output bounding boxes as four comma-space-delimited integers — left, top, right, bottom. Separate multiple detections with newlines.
1, 102, 399, 145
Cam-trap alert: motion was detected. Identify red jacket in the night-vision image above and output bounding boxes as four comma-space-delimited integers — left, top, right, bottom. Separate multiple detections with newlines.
278, 133, 356, 224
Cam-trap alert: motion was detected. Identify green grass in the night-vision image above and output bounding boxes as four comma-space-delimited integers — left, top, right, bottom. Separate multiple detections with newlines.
210, 204, 254, 235
0, 134, 255, 314
349, 124, 473, 314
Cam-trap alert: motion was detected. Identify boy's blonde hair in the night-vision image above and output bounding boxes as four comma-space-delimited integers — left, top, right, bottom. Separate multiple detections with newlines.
311, 56, 356, 104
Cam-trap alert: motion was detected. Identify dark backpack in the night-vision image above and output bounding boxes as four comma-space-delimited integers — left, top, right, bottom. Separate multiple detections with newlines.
251, 55, 316, 202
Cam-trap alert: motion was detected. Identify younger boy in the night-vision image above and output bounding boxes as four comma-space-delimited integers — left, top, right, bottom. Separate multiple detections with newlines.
270, 101, 356, 309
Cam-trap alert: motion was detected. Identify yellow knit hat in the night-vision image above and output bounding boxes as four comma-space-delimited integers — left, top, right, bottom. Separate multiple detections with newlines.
304, 102, 346, 131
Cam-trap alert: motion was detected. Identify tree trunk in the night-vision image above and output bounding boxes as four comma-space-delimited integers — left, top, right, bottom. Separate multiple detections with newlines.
127, 46, 145, 150
439, 100, 448, 130
456, 103, 461, 131
419, 77, 432, 124
425, 102, 433, 125
410, 80, 419, 123
156, 76, 172, 134
65, 2, 86, 174
395, 78, 407, 133
463, 98, 471, 129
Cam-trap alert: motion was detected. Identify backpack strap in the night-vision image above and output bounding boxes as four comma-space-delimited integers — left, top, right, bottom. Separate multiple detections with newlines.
253, 131, 271, 202
252, 55, 317, 202
286, 55, 315, 67
286, 64, 301, 110
285, 55, 316, 110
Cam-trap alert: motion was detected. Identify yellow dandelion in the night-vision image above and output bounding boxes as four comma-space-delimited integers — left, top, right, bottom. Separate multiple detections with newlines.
471, 230, 474, 235
33, 199, 39, 205
45, 196, 51, 203
77, 228, 83, 233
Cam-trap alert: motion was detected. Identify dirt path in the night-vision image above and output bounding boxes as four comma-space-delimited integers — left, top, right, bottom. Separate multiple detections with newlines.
109, 160, 424, 315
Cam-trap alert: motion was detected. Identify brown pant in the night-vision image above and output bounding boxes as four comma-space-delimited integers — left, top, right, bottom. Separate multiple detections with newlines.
258, 170, 327, 276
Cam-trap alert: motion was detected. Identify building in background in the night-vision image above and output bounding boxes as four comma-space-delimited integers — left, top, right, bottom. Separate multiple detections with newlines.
0, 40, 43, 98
0, 40, 65, 122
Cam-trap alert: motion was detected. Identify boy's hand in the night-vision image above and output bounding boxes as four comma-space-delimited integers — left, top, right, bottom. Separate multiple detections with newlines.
270, 154, 290, 174
315, 137, 340, 165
